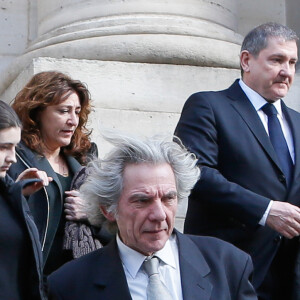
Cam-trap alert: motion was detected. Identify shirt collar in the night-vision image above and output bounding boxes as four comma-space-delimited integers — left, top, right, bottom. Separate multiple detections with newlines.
155, 234, 177, 269
116, 234, 177, 279
239, 79, 283, 117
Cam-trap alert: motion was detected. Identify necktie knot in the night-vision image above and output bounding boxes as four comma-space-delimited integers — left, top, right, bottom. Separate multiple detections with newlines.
144, 256, 160, 277
262, 103, 278, 116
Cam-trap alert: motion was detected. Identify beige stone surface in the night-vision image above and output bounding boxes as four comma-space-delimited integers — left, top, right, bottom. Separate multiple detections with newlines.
0, 0, 244, 96
1, 57, 241, 228
37, 0, 238, 35
2, 0, 300, 232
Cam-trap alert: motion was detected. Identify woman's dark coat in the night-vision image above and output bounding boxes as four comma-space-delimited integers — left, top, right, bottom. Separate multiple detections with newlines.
8, 142, 81, 269
0, 175, 46, 299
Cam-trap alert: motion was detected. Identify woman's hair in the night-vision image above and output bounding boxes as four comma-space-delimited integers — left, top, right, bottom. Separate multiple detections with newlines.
12, 71, 92, 163
0, 100, 22, 131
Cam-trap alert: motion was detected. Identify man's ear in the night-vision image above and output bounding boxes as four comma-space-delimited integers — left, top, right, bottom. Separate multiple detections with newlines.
100, 205, 116, 222
240, 50, 251, 73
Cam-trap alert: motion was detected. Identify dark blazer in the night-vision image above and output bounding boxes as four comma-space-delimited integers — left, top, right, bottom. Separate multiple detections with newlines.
8, 142, 81, 268
174, 79, 300, 293
48, 230, 257, 300
0, 176, 46, 299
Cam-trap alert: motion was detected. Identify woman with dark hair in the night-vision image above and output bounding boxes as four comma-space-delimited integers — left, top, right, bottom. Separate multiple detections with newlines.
8, 71, 102, 275
0, 100, 49, 299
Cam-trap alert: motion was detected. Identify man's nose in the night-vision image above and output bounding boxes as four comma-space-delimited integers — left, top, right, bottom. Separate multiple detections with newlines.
280, 62, 294, 77
149, 200, 167, 221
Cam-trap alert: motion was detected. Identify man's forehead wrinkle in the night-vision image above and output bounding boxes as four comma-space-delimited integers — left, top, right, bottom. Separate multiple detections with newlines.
129, 187, 177, 197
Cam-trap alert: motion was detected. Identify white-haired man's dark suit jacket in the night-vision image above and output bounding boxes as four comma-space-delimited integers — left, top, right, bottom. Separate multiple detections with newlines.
47, 230, 257, 300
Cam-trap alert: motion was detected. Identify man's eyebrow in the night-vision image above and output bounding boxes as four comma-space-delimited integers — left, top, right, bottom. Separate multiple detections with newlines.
129, 193, 151, 199
164, 191, 177, 197
129, 190, 177, 199
270, 53, 298, 60
0, 143, 14, 146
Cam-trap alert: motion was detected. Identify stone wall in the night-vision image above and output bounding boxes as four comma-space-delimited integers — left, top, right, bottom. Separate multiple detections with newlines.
1, 0, 300, 230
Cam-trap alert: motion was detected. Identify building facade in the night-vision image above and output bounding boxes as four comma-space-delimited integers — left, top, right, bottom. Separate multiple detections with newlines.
1, 0, 299, 228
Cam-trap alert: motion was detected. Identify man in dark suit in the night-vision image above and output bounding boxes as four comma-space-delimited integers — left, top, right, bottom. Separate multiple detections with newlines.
47, 134, 257, 300
174, 22, 300, 300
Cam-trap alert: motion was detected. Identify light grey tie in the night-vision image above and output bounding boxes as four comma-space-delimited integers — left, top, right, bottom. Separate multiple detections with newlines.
143, 256, 173, 300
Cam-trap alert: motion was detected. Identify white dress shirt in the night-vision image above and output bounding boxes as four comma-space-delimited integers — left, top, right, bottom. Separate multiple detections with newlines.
239, 79, 295, 225
117, 234, 183, 300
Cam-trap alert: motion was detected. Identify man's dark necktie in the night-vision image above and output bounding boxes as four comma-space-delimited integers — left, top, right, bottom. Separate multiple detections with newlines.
261, 103, 293, 187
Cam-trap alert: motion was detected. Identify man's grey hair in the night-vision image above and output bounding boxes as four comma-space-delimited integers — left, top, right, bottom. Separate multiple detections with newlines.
240, 22, 298, 76
80, 133, 200, 231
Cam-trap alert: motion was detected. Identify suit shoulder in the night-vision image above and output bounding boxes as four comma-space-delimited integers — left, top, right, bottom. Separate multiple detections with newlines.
183, 79, 240, 107
187, 234, 250, 261
285, 105, 300, 117
48, 248, 103, 283
187, 234, 242, 251
182, 87, 231, 112
187, 88, 228, 102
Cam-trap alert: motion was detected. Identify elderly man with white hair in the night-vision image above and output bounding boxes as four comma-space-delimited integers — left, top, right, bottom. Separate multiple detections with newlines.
48, 134, 257, 300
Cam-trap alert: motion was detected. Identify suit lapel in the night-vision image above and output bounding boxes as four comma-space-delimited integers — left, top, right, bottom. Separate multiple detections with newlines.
282, 103, 300, 191
36, 155, 64, 196
176, 231, 212, 300
65, 155, 81, 175
16, 142, 81, 196
38, 154, 80, 193
92, 233, 214, 299
16, 142, 63, 195
92, 239, 132, 299
227, 81, 283, 173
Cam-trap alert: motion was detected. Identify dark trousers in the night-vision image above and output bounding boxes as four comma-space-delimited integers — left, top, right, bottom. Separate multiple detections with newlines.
258, 237, 298, 300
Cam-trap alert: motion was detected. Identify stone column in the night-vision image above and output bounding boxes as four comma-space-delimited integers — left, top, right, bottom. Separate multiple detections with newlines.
1, 0, 243, 231
2, 0, 243, 148
0, 0, 242, 95
30, 0, 241, 68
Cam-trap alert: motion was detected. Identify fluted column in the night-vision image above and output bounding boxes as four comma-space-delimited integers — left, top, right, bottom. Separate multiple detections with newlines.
28, 0, 242, 68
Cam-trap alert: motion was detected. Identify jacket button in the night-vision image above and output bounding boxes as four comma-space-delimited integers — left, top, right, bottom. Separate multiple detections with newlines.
274, 236, 282, 243
278, 174, 286, 183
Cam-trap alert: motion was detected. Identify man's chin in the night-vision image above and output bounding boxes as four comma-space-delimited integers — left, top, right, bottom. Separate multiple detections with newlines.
275, 92, 288, 99
274, 85, 289, 98
141, 238, 169, 254
143, 244, 166, 255
268, 90, 288, 101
